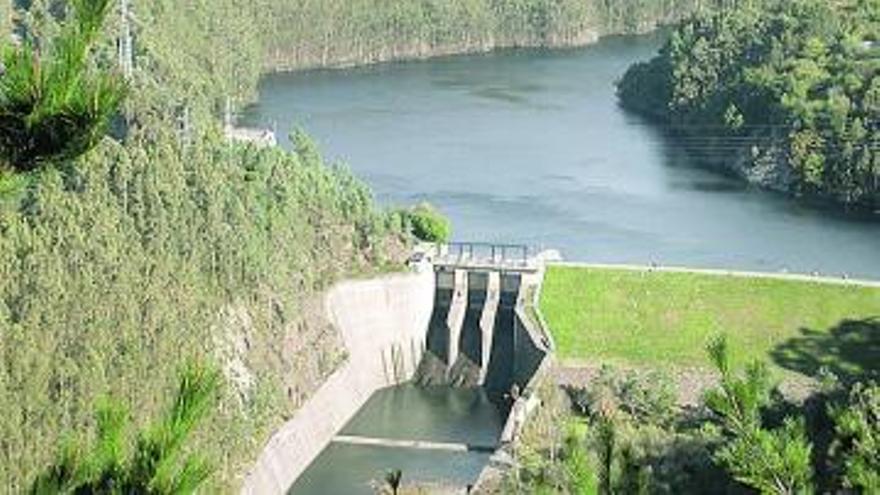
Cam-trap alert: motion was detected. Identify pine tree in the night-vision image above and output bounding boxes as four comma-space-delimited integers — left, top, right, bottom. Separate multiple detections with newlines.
30, 363, 220, 495
705, 335, 815, 495
0, 0, 126, 171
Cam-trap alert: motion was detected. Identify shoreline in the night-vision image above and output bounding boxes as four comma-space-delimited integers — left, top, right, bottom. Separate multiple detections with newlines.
259, 24, 674, 76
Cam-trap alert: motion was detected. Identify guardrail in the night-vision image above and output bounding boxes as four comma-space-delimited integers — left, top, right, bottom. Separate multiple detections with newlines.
432, 242, 539, 272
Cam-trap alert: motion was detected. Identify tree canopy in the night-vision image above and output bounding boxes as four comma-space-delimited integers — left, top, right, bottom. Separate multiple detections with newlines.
618, 0, 880, 210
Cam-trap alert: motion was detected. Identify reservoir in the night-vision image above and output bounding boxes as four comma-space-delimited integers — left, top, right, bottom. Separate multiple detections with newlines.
246, 32, 880, 493
245, 31, 880, 279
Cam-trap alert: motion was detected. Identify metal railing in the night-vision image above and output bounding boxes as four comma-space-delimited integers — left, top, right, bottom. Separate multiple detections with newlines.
432, 242, 537, 271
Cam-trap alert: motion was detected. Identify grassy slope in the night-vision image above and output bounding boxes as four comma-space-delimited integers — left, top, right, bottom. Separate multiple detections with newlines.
540, 266, 880, 377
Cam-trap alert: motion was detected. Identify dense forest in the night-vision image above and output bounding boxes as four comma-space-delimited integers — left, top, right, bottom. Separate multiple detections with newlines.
0, 0, 700, 490
0, 1, 401, 491
0, 132, 400, 490
250, 0, 701, 71
617, 0, 880, 210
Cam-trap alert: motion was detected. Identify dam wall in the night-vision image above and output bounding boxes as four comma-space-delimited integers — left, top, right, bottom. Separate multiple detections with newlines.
416, 267, 548, 393
512, 308, 549, 393
483, 273, 521, 399
416, 269, 469, 385
243, 271, 434, 494
414, 242, 552, 400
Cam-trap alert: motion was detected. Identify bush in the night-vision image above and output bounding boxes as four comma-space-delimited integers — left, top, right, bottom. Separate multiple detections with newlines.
830, 382, 880, 492
407, 203, 451, 243
30, 363, 220, 494
704, 335, 815, 495
567, 366, 677, 426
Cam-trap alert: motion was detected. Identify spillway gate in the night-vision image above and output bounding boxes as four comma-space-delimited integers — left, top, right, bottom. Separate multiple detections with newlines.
415, 243, 547, 403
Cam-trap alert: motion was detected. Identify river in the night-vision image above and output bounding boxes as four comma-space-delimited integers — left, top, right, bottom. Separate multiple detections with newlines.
245, 31, 880, 279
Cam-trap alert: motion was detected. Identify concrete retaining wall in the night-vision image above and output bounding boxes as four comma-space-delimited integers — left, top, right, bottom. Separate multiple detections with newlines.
490, 268, 553, 445
242, 270, 434, 494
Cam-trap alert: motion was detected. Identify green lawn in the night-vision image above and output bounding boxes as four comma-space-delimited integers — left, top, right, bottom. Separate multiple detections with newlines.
540, 266, 880, 378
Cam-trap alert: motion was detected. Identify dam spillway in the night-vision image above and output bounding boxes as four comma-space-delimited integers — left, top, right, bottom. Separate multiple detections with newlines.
485, 273, 522, 399
415, 247, 545, 402
451, 271, 493, 387
273, 243, 551, 494
290, 385, 502, 494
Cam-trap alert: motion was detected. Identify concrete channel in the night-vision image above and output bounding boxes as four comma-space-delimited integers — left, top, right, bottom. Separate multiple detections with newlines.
243, 243, 553, 494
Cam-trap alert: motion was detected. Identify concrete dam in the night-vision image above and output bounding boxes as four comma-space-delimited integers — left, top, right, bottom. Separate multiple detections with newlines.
244, 243, 552, 494
415, 268, 545, 404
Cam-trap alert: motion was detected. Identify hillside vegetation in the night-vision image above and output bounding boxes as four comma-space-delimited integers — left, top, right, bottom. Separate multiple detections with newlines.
252, 0, 702, 71
4, 0, 702, 121
617, 0, 880, 210
527, 266, 880, 494
0, 131, 399, 491
0, 0, 701, 490
0, 1, 402, 491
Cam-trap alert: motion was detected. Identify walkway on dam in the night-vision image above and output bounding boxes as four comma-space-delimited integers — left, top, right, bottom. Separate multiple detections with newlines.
432, 242, 541, 273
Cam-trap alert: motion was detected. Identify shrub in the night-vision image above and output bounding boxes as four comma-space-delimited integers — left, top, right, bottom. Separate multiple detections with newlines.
567, 366, 677, 426
715, 418, 814, 495
563, 422, 596, 494
407, 203, 451, 243
704, 335, 815, 495
830, 382, 880, 492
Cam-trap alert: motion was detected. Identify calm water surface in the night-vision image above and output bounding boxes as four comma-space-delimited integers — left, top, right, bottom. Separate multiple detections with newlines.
289, 386, 503, 494
246, 32, 880, 278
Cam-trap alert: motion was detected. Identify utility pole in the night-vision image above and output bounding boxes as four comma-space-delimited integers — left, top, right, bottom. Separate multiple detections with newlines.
224, 96, 233, 133
118, 0, 133, 79
178, 105, 192, 148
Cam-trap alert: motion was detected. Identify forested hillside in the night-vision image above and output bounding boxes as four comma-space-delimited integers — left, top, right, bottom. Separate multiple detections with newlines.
618, 0, 880, 210
252, 0, 700, 71
129, 0, 701, 104
0, 1, 401, 490
0, 0, 702, 490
